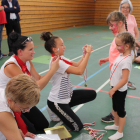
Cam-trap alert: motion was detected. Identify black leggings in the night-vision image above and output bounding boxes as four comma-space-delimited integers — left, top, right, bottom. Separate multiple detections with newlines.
47, 89, 97, 131
112, 89, 127, 118
21, 106, 49, 134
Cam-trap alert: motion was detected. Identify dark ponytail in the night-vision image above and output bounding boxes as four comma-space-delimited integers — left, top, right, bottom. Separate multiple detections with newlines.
40, 31, 59, 54
125, 20, 128, 31
8, 32, 28, 55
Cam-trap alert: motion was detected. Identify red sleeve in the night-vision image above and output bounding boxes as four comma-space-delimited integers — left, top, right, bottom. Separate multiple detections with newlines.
14, 112, 28, 135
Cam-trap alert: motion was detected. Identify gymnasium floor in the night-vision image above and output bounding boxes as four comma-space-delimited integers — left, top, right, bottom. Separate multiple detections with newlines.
0, 25, 140, 140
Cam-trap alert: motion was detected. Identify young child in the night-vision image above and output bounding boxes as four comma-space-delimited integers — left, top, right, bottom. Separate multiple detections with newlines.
40, 31, 97, 131
105, 32, 135, 140
99, 11, 134, 123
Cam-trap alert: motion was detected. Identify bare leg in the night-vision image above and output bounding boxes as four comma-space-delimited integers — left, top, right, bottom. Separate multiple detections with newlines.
118, 116, 126, 133
112, 109, 115, 116
114, 111, 119, 126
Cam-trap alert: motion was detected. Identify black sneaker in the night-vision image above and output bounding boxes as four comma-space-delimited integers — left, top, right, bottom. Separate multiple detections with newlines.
101, 113, 114, 123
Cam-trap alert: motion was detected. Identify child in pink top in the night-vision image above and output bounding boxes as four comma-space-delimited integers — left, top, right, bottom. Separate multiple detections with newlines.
99, 11, 130, 124
99, 11, 127, 70
109, 39, 120, 69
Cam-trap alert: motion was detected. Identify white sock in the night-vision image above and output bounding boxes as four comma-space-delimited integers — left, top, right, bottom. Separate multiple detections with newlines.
108, 131, 123, 140
105, 124, 119, 130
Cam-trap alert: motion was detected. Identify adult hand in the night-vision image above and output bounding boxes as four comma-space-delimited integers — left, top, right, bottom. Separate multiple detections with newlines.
25, 132, 36, 139
19, 129, 25, 138
50, 56, 59, 72
14, 6, 17, 9
99, 58, 108, 65
109, 88, 115, 98
4, 5, 8, 8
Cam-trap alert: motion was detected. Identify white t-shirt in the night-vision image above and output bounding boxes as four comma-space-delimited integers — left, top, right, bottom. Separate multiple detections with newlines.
0, 56, 30, 89
110, 54, 132, 91
0, 88, 14, 140
48, 56, 73, 104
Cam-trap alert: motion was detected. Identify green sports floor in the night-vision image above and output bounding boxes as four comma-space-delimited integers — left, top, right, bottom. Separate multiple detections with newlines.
0, 25, 140, 140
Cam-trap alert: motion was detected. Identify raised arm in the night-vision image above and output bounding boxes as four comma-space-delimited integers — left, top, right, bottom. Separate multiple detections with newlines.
66, 45, 93, 75
0, 112, 23, 140
30, 56, 59, 90
71, 56, 84, 67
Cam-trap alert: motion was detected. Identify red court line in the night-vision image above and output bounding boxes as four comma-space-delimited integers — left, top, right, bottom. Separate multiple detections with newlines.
34, 29, 109, 48
49, 81, 140, 100
4, 29, 108, 55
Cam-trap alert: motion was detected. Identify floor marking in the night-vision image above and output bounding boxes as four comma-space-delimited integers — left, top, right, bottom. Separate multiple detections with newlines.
34, 29, 109, 48
54, 78, 110, 127
38, 43, 111, 75
40, 64, 109, 112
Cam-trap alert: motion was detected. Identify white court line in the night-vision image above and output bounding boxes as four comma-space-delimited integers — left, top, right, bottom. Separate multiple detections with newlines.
54, 78, 110, 127
38, 43, 111, 75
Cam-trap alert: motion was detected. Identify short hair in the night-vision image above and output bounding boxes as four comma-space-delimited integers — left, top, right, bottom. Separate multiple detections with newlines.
119, 0, 133, 13
5, 74, 40, 106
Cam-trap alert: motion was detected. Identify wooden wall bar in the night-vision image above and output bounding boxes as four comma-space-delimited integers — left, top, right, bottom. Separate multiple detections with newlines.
1, 0, 140, 38
93, 0, 140, 27
1, 0, 95, 38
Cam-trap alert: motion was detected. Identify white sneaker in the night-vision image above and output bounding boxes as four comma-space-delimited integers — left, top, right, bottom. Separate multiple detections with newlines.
108, 131, 123, 140
47, 106, 60, 122
105, 124, 119, 130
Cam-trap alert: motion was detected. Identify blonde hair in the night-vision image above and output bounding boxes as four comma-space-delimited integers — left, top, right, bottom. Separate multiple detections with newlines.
106, 11, 128, 31
5, 74, 40, 106
116, 32, 135, 50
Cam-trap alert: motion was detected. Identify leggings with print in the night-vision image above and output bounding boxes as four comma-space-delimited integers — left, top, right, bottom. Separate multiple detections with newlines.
47, 89, 97, 131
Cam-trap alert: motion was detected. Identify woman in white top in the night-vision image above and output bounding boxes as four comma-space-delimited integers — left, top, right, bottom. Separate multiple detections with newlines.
41, 31, 97, 131
0, 32, 59, 137
0, 74, 40, 140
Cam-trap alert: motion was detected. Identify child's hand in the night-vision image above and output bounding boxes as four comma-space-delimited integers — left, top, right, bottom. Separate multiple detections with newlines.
85, 45, 93, 54
109, 88, 115, 98
99, 58, 107, 65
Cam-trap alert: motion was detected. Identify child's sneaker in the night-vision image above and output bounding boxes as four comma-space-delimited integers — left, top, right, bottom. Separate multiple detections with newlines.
0, 53, 7, 60
108, 131, 123, 140
101, 113, 114, 123
47, 106, 60, 122
127, 81, 136, 89
105, 124, 119, 130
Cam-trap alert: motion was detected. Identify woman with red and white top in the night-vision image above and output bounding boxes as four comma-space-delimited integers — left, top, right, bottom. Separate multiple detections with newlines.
0, 32, 59, 138
41, 31, 97, 132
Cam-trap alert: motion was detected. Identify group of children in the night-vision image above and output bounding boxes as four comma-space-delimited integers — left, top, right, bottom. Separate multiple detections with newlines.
43, 10, 136, 140
0, 8, 137, 140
